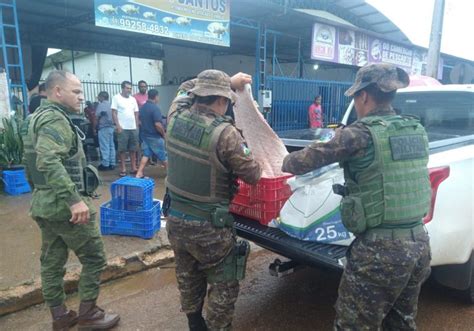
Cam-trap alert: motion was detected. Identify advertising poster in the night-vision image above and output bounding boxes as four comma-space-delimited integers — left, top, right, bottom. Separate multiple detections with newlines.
311, 23, 336, 60
368, 38, 414, 69
94, 0, 230, 47
338, 28, 369, 67
311, 22, 443, 77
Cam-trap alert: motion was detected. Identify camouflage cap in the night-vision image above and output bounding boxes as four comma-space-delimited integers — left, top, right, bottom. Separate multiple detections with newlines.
345, 63, 409, 97
188, 69, 237, 103
178, 79, 196, 93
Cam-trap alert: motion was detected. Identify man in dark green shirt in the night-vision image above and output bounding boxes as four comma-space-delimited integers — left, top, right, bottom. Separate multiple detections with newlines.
23, 70, 120, 331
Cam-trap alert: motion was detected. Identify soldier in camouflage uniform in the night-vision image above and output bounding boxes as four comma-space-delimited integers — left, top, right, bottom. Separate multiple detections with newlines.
282, 64, 432, 330
22, 71, 120, 331
165, 70, 262, 331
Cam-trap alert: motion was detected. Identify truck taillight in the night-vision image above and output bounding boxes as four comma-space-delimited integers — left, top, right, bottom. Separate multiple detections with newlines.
423, 166, 450, 224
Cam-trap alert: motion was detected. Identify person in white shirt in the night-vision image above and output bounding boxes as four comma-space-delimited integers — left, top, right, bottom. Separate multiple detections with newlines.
111, 81, 139, 176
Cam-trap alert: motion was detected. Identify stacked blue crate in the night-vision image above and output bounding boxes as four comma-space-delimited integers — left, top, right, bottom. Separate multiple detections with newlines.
2, 169, 31, 196
100, 176, 160, 239
110, 176, 154, 211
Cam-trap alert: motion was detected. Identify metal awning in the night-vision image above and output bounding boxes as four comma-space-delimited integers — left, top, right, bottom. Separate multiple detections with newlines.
15, 0, 411, 60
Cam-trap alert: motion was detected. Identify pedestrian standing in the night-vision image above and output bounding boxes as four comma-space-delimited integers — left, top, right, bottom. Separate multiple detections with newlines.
308, 95, 323, 128
136, 89, 167, 178
282, 64, 432, 330
111, 81, 139, 176
96, 91, 116, 171
165, 70, 262, 331
22, 70, 120, 330
133, 80, 148, 109
29, 82, 47, 114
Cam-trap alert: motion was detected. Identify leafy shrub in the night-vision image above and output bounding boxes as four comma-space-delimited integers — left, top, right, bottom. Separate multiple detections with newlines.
0, 117, 24, 168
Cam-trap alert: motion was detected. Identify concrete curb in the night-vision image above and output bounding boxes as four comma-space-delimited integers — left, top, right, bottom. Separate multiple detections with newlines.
0, 247, 175, 317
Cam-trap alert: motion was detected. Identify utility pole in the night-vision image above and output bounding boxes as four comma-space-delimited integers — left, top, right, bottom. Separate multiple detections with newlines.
426, 0, 445, 78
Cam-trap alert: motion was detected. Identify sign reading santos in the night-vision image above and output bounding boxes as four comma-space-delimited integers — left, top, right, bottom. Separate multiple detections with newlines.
94, 0, 231, 47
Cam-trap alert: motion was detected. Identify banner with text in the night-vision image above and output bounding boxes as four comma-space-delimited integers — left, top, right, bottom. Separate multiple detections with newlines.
94, 0, 230, 47
311, 23, 443, 78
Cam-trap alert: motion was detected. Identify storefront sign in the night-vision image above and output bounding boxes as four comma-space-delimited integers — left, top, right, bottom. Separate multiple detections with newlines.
94, 0, 230, 47
311, 23, 443, 78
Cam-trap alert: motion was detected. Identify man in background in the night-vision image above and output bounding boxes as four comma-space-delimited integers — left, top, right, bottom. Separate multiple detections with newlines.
133, 80, 148, 108
96, 91, 116, 171
28, 83, 47, 114
111, 81, 139, 176
136, 89, 166, 178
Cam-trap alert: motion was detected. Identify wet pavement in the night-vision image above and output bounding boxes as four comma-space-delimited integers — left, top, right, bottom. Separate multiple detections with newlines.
0, 164, 168, 290
1, 247, 473, 330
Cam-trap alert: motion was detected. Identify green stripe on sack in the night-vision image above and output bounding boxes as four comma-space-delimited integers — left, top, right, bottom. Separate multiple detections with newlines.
279, 206, 340, 230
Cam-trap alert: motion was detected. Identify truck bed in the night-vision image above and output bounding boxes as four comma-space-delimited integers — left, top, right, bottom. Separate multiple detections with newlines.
234, 216, 347, 271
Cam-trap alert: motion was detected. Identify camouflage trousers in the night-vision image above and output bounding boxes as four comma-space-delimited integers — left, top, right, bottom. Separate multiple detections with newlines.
166, 215, 239, 331
34, 214, 107, 307
335, 229, 431, 331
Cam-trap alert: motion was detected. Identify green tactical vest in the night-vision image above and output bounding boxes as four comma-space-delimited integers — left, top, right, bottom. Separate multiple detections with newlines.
22, 103, 88, 193
166, 106, 234, 207
340, 114, 432, 234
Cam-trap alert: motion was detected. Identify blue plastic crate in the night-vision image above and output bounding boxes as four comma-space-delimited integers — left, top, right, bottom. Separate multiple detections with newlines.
110, 176, 154, 211
2, 169, 31, 196
100, 200, 161, 239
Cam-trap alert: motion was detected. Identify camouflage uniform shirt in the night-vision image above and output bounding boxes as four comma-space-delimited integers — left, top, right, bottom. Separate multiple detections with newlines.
28, 100, 94, 221
168, 80, 262, 185
166, 81, 262, 330
282, 106, 396, 174
281, 105, 432, 330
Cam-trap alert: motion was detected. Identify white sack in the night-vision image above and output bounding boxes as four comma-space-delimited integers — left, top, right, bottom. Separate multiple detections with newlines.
278, 166, 354, 245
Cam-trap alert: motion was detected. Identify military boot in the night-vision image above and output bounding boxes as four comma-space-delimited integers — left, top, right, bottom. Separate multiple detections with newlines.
50, 304, 78, 331
186, 311, 207, 331
77, 300, 120, 330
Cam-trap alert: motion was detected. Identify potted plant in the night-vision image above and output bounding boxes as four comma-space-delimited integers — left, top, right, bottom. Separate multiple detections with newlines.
0, 116, 24, 170
0, 116, 32, 195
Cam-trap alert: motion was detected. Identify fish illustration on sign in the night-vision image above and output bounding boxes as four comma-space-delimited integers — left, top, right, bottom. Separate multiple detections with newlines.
121, 4, 139, 14
143, 11, 156, 19
162, 17, 175, 24
316, 27, 333, 44
207, 22, 228, 37
175, 17, 191, 25
97, 4, 118, 15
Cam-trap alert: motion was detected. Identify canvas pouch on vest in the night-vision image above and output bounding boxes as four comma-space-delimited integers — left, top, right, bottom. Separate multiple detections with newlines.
340, 195, 366, 234
211, 207, 234, 228
83, 164, 100, 195
340, 115, 431, 235
206, 240, 250, 283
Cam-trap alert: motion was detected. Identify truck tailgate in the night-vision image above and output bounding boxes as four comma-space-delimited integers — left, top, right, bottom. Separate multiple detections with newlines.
234, 216, 348, 271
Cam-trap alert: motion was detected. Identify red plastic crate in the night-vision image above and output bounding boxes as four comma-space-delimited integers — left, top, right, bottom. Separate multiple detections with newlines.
230, 175, 293, 225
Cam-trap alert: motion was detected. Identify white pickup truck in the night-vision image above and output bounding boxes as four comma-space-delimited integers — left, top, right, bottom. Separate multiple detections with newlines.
233, 84, 474, 302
